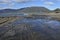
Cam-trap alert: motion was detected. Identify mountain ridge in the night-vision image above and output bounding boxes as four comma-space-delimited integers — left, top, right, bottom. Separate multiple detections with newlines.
0, 7, 50, 13
0, 7, 60, 13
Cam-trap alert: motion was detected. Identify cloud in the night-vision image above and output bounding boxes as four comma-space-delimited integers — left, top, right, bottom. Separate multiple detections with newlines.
0, 0, 32, 8
41, 0, 60, 2
44, 1, 54, 6
0, 0, 32, 4
40, 0, 55, 6
0, 0, 59, 9
13, 0, 31, 3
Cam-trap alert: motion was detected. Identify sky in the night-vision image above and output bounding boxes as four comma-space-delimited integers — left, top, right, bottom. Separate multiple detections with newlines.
0, 0, 60, 10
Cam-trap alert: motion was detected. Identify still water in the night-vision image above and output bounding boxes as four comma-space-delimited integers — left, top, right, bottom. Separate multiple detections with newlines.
0, 13, 60, 40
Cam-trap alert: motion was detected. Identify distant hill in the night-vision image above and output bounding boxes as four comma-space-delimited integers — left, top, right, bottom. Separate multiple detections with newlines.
52, 8, 60, 13
0, 7, 51, 13
54, 8, 60, 12
0, 9, 17, 13
19, 7, 50, 13
54, 8, 60, 11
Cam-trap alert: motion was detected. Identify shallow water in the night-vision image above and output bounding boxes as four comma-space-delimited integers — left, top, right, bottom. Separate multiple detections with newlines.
0, 17, 60, 40
14, 18, 60, 29
0, 13, 28, 17
1, 18, 60, 33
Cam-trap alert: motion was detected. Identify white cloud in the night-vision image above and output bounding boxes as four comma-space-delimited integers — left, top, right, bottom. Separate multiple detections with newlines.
0, 0, 12, 4
0, 0, 32, 8
0, 0, 59, 9
0, 0, 32, 4
44, 1, 54, 6
13, 0, 30, 2
40, 0, 55, 6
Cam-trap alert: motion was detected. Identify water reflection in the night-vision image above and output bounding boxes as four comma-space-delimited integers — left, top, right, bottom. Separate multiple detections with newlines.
1, 17, 60, 40
12, 18, 60, 40
13, 18, 60, 30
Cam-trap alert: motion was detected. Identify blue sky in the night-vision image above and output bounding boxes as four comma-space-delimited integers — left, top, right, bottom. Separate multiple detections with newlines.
0, 0, 60, 10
